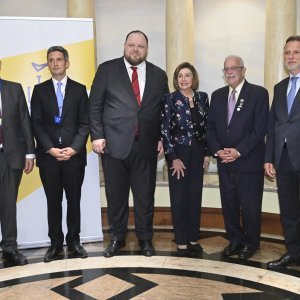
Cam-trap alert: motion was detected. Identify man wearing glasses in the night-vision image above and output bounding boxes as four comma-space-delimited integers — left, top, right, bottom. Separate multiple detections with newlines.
207, 55, 269, 260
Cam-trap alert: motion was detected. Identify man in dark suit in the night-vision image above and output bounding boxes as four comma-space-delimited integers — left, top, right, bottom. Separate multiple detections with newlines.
31, 46, 89, 262
207, 55, 269, 260
0, 61, 35, 265
89, 30, 169, 257
265, 35, 300, 270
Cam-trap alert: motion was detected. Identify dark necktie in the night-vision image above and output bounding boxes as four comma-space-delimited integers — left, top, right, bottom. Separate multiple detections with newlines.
131, 66, 141, 106
227, 89, 236, 124
287, 77, 298, 114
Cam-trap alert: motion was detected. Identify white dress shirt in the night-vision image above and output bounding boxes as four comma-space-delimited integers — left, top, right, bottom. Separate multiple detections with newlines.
124, 58, 146, 101
287, 72, 300, 96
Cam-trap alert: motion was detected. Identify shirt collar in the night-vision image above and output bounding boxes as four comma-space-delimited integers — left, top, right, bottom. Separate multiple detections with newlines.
123, 57, 146, 72
229, 79, 245, 95
52, 75, 68, 86
290, 72, 300, 79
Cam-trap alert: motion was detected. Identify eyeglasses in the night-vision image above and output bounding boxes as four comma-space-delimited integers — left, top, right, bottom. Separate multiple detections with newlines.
222, 66, 244, 73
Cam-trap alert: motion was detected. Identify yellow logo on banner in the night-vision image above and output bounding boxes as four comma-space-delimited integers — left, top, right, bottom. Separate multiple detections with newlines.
1, 40, 95, 201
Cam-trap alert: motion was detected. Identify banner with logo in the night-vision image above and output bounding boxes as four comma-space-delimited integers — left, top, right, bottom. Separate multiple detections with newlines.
0, 17, 103, 248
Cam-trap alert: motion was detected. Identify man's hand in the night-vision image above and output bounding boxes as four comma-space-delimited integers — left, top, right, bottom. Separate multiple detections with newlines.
48, 147, 66, 161
92, 139, 106, 154
170, 158, 186, 180
264, 163, 276, 179
24, 158, 34, 174
218, 148, 241, 163
61, 147, 77, 160
157, 141, 164, 157
203, 156, 210, 169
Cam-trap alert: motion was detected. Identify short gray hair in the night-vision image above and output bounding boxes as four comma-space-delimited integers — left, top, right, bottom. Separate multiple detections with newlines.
224, 55, 244, 67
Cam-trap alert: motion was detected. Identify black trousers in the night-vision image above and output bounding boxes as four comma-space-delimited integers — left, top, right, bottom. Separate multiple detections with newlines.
0, 152, 22, 252
168, 139, 205, 245
39, 163, 85, 247
276, 148, 300, 260
218, 168, 264, 250
101, 140, 157, 241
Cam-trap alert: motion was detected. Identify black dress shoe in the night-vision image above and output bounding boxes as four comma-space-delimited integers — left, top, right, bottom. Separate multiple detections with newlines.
267, 253, 300, 270
44, 246, 63, 263
177, 248, 191, 257
139, 240, 155, 257
238, 245, 257, 260
188, 242, 203, 253
3, 250, 28, 266
104, 240, 125, 258
222, 244, 241, 256
68, 244, 88, 258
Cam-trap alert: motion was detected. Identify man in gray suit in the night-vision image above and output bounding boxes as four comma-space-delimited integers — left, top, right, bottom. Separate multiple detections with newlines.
89, 30, 169, 257
265, 35, 300, 270
0, 61, 35, 266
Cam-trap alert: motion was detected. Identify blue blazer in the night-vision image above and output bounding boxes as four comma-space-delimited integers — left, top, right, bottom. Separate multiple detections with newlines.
265, 77, 300, 170
207, 80, 269, 172
161, 90, 209, 161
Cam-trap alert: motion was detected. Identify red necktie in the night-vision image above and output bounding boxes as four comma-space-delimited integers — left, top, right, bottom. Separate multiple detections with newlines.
131, 66, 141, 106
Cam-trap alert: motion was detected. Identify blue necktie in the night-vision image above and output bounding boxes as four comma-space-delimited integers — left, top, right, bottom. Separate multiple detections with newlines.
56, 82, 64, 116
287, 77, 298, 114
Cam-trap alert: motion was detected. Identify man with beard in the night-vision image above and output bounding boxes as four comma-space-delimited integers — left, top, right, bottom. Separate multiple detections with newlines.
207, 55, 269, 260
89, 30, 169, 257
265, 35, 300, 270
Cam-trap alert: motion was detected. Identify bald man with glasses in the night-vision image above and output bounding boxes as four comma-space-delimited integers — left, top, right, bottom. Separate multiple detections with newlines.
207, 55, 269, 260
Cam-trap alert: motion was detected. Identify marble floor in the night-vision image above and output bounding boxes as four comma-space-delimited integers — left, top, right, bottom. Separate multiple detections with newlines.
0, 229, 300, 299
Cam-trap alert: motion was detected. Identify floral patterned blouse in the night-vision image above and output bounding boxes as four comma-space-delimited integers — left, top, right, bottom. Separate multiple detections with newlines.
161, 90, 209, 161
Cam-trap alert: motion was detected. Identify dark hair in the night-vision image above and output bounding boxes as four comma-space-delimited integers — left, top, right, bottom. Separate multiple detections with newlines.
125, 30, 148, 45
285, 35, 300, 44
173, 62, 199, 91
47, 46, 69, 61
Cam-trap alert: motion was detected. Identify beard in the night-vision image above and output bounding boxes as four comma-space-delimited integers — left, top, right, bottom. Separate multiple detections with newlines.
124, 52, 147, 66
286, 62, 300, 72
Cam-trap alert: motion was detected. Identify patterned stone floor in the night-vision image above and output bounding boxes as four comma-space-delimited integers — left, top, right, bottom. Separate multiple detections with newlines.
0, 230, 299, 299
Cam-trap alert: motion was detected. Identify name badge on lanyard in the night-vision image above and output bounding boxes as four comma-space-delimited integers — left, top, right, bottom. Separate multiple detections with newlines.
54, 115, 61, 124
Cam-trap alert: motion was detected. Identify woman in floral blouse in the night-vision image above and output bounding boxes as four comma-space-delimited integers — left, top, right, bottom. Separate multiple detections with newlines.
161, 62, 210, 257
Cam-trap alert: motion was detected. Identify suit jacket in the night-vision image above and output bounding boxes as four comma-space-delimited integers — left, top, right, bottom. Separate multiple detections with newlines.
89, 57, 169, 160
207, 80, 269, 172
31, 77, 89, 168
161, 90, 209, 161
265, 77, 300, 170
0, 79, 34, 169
